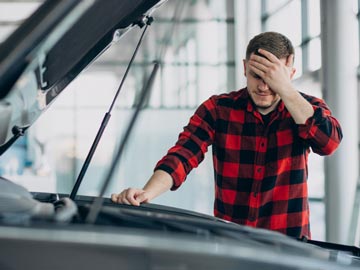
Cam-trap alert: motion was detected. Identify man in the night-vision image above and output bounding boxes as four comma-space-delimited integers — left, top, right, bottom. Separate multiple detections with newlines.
111, 32, 342, 239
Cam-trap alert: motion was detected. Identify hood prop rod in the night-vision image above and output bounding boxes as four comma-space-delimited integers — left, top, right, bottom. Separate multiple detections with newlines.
69, 15, 153, 200
86, 60, 159, 224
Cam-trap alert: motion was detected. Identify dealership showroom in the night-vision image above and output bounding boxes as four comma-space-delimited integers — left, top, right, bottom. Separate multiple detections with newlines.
0, 0, 359, 268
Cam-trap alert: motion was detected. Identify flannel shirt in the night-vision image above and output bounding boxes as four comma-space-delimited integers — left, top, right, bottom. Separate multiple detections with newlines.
155, 88, 342, 238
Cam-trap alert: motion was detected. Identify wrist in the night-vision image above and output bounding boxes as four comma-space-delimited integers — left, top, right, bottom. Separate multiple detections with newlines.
276, 84, 297, 98
142, 170, 173, 200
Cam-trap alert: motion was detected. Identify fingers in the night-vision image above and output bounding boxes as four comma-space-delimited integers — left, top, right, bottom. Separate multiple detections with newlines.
111, 193, 119, 202
118, 188, 141, 206
250, 53, 271, 68
135, 192, 149, 204
252, 49, 294, 68
257, 49, 279, 63
111, 188, 149, 206
111, 189, 138, 205
249, 49, 278, 74
249, 49, 294, 79
248, 61, 265, 77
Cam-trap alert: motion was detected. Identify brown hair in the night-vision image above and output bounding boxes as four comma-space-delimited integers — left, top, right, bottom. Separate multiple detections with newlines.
246, 32, 294, 62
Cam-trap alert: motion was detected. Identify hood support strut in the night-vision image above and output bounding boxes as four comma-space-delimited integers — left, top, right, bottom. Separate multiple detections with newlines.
69, 15, 153, 201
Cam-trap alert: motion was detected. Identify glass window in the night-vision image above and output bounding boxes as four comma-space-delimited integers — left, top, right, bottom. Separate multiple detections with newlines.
0, 2, 41, 43
0, 3, 40, 22
309, 201, 325, 240
263, 0, 323, 73
308, 37, 321, 71
357, 0, 360, 66
307, 0, 321, 38
0, 26, 15, 43
264, 0, 302, 46
184, 39, 198, 108
294, 46, 303, 79
264, 0, 293, 15
142, 0, 233, 109
353, 0, 359, 14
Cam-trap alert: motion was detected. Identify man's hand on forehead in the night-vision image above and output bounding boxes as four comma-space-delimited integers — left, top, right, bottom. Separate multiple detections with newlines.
251, 49, 294, 67
248, 48, 295, 95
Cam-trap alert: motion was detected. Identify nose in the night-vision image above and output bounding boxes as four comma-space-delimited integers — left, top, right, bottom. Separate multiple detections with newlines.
258, 79, 269, 91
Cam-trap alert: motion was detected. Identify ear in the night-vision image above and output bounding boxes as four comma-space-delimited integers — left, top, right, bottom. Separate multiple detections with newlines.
290, 67, 296, 80
243, 59, 247, 77
286, 54, 295, 67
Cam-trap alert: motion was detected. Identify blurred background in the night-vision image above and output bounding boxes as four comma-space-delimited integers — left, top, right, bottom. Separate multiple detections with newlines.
0, 0, 359, 244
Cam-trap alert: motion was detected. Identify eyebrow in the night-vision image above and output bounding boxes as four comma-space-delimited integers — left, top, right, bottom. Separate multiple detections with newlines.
250, 71, 261, 79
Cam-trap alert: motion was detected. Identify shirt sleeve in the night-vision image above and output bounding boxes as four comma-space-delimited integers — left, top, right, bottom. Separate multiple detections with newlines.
154, 96, 217, 190
297, 96, 343, 156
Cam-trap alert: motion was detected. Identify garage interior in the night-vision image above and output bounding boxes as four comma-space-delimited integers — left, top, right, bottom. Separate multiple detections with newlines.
0, 0, 359, 246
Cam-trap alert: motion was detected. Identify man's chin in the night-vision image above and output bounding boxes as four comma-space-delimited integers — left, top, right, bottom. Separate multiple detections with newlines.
253, 102, 273, 110
249, 92, 280, 111
253, 98, 282, 113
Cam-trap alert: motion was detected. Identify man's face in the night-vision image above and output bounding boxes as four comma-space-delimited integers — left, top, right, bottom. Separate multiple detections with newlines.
243, 54, 288, 114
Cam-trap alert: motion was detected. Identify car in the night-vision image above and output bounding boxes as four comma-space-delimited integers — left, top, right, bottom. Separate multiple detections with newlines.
0, 1, 359, 269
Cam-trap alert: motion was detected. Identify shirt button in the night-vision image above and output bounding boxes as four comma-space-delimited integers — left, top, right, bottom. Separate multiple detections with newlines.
249, 215, 256, 222
257, 168, 262, 173
261, 142, 265, 147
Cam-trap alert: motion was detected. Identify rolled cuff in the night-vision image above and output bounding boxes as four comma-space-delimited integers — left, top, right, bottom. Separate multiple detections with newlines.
154, 164, 183, 191
297, 106, 324, 139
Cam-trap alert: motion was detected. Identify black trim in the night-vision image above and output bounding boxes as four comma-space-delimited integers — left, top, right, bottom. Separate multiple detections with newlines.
43, 0, 161, 104
299, 237, 360, 257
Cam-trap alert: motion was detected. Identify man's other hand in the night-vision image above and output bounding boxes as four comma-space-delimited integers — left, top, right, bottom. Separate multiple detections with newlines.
111, 188, 149, 206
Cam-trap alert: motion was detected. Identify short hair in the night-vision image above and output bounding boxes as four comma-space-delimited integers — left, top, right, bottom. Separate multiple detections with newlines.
246, 32, 295, 62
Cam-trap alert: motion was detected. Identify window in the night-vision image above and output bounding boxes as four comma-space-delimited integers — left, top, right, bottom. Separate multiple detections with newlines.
262, 0, 322, 74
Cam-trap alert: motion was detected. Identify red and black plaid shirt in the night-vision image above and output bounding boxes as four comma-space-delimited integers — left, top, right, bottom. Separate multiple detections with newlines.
155, 88, 342, 238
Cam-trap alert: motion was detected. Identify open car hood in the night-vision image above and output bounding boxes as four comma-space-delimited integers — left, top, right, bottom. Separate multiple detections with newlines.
0, 0, 165, 154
